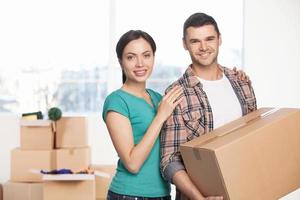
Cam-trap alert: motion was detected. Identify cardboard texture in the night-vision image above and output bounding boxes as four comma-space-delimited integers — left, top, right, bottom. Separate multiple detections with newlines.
55, 147, 91, 171
180, 108, 300, 200
10, 148, 54, 182
3, 182, 42, 200
20, 120, 54, 150
11, 147, 90, 182
91, 165, 116, 200
43, 180, 95, 200
56, 117, 88, 148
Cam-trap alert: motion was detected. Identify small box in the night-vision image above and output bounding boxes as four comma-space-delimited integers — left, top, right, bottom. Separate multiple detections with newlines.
55, 147, 91, 172
20, 120, 54, 150
43, 175, 95, 200
91, 165, 116, 200
180, 108, 300, 200
10, 147, 91, 182
10, 148, 55, 182
3, 182, 43, 200
56, 117, 88, 148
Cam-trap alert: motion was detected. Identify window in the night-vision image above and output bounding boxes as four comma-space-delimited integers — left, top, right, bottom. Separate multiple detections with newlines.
0, 0, 243, 113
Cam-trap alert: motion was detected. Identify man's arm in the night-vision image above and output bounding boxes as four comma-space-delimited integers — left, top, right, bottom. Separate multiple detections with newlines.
173, 170, 205, 200
160, 96, 224, 200
160, 104, 204, 199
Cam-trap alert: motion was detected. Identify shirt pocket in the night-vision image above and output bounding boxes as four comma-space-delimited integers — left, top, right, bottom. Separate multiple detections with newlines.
182, 110, 204, 140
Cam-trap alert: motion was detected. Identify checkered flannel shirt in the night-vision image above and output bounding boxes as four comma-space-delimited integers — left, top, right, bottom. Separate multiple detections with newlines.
160, 65, 257, 185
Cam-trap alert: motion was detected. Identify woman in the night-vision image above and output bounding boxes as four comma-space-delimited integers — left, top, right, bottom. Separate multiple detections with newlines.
102, 30, 250, 200
102, 30, 182, 200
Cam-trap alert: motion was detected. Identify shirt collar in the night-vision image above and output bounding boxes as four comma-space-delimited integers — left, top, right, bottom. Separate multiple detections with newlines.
183, 65, 200, 88
183, 64, 227, 88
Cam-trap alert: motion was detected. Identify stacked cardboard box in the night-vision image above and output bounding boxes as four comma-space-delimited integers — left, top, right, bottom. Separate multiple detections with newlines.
3, 182, 42, 200
56, 117, 88, 148
180, 108, 300, 200
91, 165, 116, 200
42, 173, 95, 200
4, 116, 95, 200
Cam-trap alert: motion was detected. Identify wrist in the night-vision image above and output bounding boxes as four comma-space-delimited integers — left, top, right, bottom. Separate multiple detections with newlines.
154, 113, 166, 124
193, 192, 205, 200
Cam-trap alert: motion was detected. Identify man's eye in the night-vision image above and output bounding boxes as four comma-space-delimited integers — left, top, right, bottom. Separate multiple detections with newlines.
191, 40, 199, 44
207, 37, 215, 41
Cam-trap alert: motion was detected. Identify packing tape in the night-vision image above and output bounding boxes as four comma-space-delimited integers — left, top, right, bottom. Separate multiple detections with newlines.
52, 150, 57, 170
215, 107, 278, 137
192, 108, 279, 149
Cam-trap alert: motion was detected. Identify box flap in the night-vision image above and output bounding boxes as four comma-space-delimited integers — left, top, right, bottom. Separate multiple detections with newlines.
181, 107, 275, 149
20, 120, 52, 127
43, 174, 95, 181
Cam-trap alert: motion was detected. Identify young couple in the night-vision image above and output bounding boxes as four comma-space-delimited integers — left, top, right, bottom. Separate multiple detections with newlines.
102, 12, 257, 200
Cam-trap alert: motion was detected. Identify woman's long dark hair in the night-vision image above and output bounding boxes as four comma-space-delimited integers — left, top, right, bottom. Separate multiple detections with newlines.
116, 30, 156, 83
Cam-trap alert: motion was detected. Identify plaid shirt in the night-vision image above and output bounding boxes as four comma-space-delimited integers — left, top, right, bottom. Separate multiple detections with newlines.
160, 65, 257, 197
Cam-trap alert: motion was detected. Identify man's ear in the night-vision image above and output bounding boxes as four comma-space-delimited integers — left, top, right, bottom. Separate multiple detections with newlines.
182, 38, 188, 50
218, 35, 222, 46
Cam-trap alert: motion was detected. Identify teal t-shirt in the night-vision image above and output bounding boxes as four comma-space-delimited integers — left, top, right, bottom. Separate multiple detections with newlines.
102, 89, 170, 197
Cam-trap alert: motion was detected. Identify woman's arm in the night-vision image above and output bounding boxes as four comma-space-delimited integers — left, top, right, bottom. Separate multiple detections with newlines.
105, 86, 182, 174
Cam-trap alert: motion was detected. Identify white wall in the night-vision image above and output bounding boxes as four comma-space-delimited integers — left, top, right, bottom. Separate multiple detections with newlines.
244, 0, 300, 108
88, 114, 118, 165
0, 114, 19, 182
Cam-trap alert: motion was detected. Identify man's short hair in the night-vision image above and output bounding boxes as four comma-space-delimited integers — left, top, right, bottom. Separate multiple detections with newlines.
183, 12, 220, 39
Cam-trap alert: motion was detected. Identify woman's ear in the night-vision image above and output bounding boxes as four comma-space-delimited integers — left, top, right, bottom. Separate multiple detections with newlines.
118, 59, 123, 68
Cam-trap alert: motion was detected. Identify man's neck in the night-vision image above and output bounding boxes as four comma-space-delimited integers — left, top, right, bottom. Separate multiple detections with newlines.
192, 63, 223, 81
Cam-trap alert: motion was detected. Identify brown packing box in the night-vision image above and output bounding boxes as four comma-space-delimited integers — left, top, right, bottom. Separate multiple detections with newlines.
20, 120, 54, 150
3, 182, 42, 200
91, 165, 116, 200
10, 147, 91, 182
56, 117, 88, 148
180, 108, 300, 200
10, 148, 54, 182
55, 147, 91, 171
43, 180, 95, 200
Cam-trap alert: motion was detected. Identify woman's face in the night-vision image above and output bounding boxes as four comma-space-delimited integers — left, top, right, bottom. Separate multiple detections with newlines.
120, 38, 154, 84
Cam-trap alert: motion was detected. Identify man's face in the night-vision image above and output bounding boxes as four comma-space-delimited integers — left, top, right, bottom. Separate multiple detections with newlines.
183, 25, 221, 68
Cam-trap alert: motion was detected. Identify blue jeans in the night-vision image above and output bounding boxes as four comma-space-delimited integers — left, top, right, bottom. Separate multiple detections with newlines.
107, 190, 171, 200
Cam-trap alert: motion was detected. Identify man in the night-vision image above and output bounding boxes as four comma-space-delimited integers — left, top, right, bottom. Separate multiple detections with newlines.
160, 13, 257, 200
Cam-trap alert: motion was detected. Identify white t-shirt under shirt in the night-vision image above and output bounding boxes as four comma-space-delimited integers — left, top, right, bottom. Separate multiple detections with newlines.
197, 74, 242, 129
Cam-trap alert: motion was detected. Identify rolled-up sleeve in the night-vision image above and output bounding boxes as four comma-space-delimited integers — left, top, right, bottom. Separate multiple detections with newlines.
163, 161, 186, 183
160, 105, 188, 183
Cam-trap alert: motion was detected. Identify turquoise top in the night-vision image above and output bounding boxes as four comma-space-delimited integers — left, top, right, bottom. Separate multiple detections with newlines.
102, 89, 170, 197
